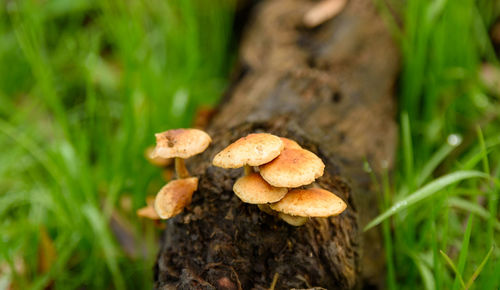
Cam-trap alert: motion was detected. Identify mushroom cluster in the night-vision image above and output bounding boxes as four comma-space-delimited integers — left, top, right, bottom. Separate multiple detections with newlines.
137, 128, 211, 220
213, 133, 346, 226
138, 130, 346, 227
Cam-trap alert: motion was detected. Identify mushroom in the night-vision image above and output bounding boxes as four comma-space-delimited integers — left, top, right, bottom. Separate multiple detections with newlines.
303, 0, 347, 28
213, 133, 284, 175
279, 137, 302, 150
136, 205, 161, 220
270, 188, 347, 226
277, 213, 309, 227
137, 195, 160, 220
154, 177, 199, 219
259, 148, 325, 188
233, 173, 288, 214
144, 146, 172, 167
151, 129, 211, 178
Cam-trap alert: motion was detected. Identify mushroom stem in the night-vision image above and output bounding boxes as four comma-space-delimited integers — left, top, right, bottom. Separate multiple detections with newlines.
278, 213, 307, 226
258, 204, 277, 216
175, 157, 190, 179
311, 183, 321, 188
244, 165, 253, 176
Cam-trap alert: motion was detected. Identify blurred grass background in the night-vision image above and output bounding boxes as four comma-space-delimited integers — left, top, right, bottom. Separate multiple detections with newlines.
0, 0, 234, 288
0, 0, 499, 289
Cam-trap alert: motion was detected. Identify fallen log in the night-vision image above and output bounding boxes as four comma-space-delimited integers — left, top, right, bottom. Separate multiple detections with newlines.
154, 0, 399, 288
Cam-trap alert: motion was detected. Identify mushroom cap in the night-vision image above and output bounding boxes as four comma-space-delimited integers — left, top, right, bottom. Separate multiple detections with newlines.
270, 188, 347, 217
278, 213, 307, 226
145, 146, 172, 167
151, 129, 211, 159
259, 148, 325, 187
212, 133, 284, 168
137, 205, 161, 220
154, 177, 199, 219
280, 137, 302, 149
233, 173, 288, 204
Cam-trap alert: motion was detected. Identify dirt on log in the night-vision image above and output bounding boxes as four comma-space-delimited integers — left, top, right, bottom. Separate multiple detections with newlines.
154, 0, 399, 289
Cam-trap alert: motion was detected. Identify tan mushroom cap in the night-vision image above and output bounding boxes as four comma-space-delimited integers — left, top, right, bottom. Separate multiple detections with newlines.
259, 148, 325, 187
213, 133, 284, 168
270, 188, 347, 217
145, 146, 172, 167
154, 177, 199, 219
151, 129, 211, 159
233, 173, 288, 204
278, 213, 307, 226
280, 137, 302, 149
137, 205, 161, 220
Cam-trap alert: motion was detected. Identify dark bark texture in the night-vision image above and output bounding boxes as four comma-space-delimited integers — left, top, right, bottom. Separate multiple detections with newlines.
154, 0, 399, 288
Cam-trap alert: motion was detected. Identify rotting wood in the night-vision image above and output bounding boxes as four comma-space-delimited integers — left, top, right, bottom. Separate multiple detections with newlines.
154, 0, 398, 288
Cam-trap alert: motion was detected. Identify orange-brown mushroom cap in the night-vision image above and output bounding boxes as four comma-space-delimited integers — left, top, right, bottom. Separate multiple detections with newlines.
259, 148, 324, 187
151, 129, 211, 159
145, 146, 172, 167
137, 205, 161, 220
233, 173, 288, 204
270, 188, 346, 217
212, 133, 284, 168
280, 137, 302, 149
154, 177, 199, 219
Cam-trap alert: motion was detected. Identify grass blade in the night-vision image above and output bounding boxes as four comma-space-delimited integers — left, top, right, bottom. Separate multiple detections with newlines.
452, 214, 474, 290
465, 246, 494, 289
440, 250, 466, 289
401, 112, 415, 192
477, 126, 498, 249
83, 205, 124, 290
417, 136, 461, 187
476, 126, 490, 175
364, 171, 488, 231
447, 197, 500, 231
412, 254, 435, 290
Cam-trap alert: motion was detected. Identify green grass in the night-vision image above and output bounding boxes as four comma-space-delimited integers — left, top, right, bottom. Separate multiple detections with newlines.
0, 0, 234, 288
1, 0, 500, 289
369, 0, 500, 289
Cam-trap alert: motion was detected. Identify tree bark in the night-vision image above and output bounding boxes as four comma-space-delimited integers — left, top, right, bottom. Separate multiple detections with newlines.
154, 0, 398, 288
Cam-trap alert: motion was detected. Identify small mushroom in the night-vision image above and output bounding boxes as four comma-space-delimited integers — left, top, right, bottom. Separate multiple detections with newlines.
154, 177, 199, 219
259, 148, 325, 188
270, 188, 347, 226
151, 129, 211, 178
136, 195, 160, 220
303, 0, 347, 28
213, 133, 284, 175
144, 146, 172, 167
136, 205, 161, 220
233, 173, 288, 212
277, 213, 308, 226
279, 137, 302, 150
